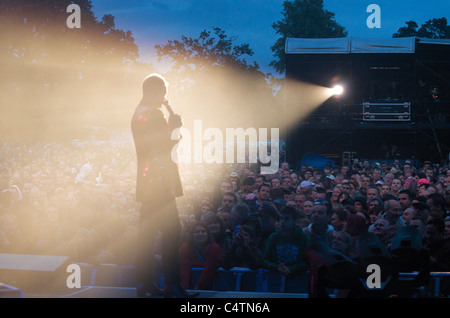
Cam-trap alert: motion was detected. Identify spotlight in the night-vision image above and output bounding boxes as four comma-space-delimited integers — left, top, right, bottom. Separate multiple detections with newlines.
331, 85, 344, 96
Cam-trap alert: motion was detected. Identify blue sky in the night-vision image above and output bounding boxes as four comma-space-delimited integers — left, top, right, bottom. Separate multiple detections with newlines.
90, 0, 450, 74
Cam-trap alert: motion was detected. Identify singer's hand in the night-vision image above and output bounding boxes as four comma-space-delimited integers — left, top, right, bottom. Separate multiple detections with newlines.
169, 114, 183, 129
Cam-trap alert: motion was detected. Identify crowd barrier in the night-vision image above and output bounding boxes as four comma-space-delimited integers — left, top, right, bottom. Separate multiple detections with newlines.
398, 272, 450, 297
75, 263, 450, 297
190, 267, 310, 293
75, 263, 137, 287
75, 263, 310, 293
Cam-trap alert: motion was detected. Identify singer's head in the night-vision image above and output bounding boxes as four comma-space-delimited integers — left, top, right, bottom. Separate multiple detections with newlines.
141, 73, 168, 107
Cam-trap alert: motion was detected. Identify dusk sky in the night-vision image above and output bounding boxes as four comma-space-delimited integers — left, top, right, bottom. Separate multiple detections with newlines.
90, 0, 450, 74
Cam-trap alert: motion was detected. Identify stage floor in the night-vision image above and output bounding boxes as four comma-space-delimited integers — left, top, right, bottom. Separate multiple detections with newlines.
21, 286, 308, 298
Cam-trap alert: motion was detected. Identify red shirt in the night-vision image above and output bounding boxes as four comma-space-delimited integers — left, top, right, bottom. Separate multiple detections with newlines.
179, 241, 222, 290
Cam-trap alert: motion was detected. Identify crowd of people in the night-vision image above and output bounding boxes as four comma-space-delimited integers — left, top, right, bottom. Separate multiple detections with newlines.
1, 133, 450, 296
0, 134, 140, 265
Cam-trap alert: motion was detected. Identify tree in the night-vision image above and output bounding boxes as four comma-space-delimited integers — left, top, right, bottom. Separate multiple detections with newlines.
392, 21, 419, 38
156, 27, 259, 89
393, 17, 450, 39
0, 0, 151, 138
270, 0, 347, 74
155, 27, 282, 130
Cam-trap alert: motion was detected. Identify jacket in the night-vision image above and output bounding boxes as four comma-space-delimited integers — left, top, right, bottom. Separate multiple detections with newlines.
131, 106, 183, 203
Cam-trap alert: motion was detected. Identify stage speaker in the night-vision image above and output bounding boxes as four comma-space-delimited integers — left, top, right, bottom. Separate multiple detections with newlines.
0, 253, 71, 292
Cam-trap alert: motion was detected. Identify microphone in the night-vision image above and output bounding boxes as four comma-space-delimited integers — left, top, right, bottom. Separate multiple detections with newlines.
163, 100, 175, 116
164, 100, 183, 131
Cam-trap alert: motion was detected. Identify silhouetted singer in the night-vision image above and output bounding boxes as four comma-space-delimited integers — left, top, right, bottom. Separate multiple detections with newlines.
131, 73, 197, 298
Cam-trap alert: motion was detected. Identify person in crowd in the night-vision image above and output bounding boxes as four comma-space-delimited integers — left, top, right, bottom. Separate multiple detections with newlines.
263, 206, 311, 277
427, 193, 447, 219
340, 165, 350, 179
409, 216, 426, 239
390, 178, 402, 197
256, 204, 279, 252
367, 197, 383, 225
379, 199, 405, 236
353, 197, 368, 214
345, 213, 368, 241
331, 210, 348, 232
398, 189, 415, 211
372, 167, 383, 184
281, 177, 293, 190
304, 200, 336, 248
290, 172, 300, 189
380, 183, 391, 197
222, 224, 263, 270
423, 218, 446, 260
360, 174, 372, 196
294, 193, 307, 211
412, 196, 431, 222
221, 202, 254, 255
311, 186, 326, 201
227, 202, 251, 234
256, 183, 272, 208
367, 185, 381, 202
338, 190, 351, 205
179, 222, 222, 290
444, 216, 450, 240
403, 177, 415, 191
417, 178, 430, 196
271, 177, 281, 189
306, 201, 358, 298
383, 173, 394, 186
303, 198, 314, 220
254, 175, 266, 189
402, 206, 417, 225
341, 181, 356, 198
423, 217, 450, 271
203, 213, 228, 251
229, 173, 240, 193
220, 191, 238, 211
216, 206, 232, 230
330, 185, 344, 205
331, 231, 355, 258
283, 187, 296, 204
369, 218, 392, 247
